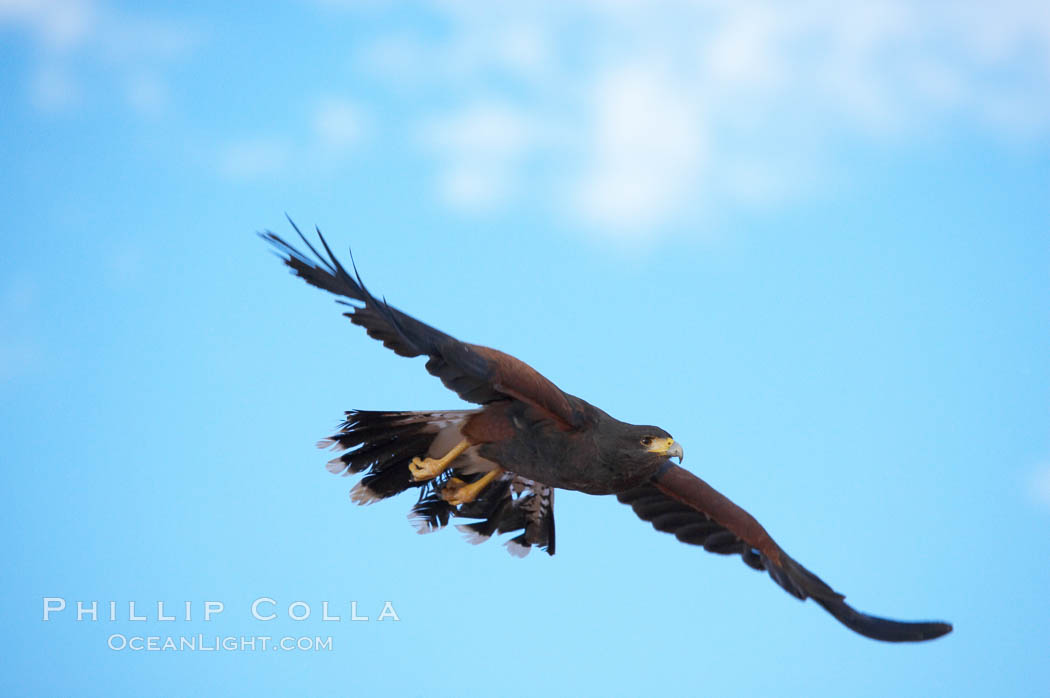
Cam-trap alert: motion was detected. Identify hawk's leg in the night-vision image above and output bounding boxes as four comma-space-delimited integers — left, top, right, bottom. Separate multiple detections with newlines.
441, 468, 504, 506
409, 439, 470, 481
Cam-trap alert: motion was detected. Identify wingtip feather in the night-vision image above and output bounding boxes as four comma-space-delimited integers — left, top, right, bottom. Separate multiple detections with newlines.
813, 596, 953, 642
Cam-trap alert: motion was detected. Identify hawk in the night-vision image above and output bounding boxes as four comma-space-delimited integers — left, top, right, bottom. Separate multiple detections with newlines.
262, 224, 952, 643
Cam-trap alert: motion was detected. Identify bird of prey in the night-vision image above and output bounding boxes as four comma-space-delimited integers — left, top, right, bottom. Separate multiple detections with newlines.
262, 224, 952, 643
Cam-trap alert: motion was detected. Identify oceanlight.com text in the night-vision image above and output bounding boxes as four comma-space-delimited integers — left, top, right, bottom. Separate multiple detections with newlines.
106, 634, 334, 652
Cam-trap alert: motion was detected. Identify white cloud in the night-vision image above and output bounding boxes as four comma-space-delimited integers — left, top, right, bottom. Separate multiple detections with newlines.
10, 1, 1043, 238
420, 101, 536, 211
347, 0, 1050, 237
217, 95, 370, 180
0, 0, 95, 50
124, 72, 169, 116
312, 98, 364, 151
358, 34, 429, 87
218, 138, 291, 179
721, 157, 810, 207
495, 23, 552, 79
29, 64, 81, 111
0, 275, 42, 382
1, 0, 198, 116
705, 5, 784, 90
93, 11, 197, 62
438, 165, 508, 211
573, 65, 706, 233
422, 101, 532, 161
1030, 462, 1050, 510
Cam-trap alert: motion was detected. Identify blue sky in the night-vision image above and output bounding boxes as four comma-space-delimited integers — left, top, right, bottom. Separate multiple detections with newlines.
2, 1, 1049, 696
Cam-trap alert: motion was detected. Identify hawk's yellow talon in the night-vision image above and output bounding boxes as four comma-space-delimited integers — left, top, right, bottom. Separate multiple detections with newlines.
408, 457, 444, 480
409, 439, 471, 481
441, 468, 503, 506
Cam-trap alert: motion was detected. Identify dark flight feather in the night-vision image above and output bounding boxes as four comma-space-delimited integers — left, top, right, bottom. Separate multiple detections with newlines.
261, 225, 582, 429
619, 468, 952, 642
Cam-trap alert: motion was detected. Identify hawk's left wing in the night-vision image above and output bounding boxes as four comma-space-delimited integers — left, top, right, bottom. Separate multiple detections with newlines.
618, 464, 952, 642
261, 223, 585, 430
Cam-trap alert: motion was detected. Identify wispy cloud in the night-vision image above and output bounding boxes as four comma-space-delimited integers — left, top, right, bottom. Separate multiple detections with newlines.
1030, 461, 1050, 511
0, 0, 96, 50
419, 101, 537, 211
124, 72, 170, 117
29, 64, 82, 112
348, 0, 1050, 236
1, 0, 199, 116
217, 95, 370, 180
218, 137, 292, 180
312, 97, 364, 152
573, 64, 707, 234
11, 1, 1044, 237
0, 274, 43, 382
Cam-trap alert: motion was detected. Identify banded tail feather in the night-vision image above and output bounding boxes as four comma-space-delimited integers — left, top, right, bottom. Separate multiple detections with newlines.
318, 409, 555, 556
454, 475, 556, 557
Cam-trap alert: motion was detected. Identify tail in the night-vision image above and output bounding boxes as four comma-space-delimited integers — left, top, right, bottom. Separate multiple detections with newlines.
319, 410, 454, 502
319, 410, 555, 556
452, 476, 555, 557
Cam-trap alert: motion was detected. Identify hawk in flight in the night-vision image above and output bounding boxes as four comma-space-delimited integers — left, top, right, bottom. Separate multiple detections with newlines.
263, 224, 951, 643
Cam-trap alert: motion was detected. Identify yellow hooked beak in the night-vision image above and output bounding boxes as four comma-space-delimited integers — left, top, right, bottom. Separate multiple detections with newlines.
646, 437, 684, 463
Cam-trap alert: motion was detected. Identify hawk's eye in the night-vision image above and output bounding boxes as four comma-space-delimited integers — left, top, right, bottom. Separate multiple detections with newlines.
641, 437, 653, 447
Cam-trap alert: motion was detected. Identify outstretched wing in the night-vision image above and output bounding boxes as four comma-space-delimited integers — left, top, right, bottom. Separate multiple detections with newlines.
261, 223, 584, 430
618, 464, 952, 642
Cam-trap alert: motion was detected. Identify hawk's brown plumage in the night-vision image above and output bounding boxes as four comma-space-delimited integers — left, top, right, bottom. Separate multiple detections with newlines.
262, 224, 952, 643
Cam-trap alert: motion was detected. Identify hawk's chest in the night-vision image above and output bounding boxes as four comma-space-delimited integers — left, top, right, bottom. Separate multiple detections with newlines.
478, 415, 655, 495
